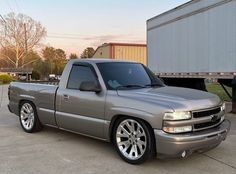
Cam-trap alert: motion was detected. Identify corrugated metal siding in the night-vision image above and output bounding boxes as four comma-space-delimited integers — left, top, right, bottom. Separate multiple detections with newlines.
113, 45, 147, 65
147, 0, 236, 73
92, 45, 110, 58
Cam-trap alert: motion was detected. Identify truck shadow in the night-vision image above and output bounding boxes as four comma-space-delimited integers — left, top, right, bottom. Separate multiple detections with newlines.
40, 126, 221, 165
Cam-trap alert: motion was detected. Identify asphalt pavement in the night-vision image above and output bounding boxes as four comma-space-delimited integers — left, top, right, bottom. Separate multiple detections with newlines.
0, 84, 235, 174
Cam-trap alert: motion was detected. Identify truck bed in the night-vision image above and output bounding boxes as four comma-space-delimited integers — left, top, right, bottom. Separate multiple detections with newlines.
9, 82, 58, 125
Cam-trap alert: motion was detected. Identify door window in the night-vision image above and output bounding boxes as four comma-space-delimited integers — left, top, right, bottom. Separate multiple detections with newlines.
67, 65, 97, 89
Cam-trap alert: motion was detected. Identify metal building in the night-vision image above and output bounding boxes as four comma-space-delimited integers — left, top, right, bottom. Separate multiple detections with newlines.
93, 43, 147, 65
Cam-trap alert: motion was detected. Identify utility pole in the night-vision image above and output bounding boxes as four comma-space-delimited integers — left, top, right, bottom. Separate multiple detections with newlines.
23, 23, 27, 66
24, 23, 27, 53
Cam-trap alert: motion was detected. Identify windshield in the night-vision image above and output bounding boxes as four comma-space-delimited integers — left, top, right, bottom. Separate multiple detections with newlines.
97, 62, 164, 90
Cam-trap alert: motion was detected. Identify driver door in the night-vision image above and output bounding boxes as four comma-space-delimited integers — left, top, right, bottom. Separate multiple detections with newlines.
56, 63, 106, 139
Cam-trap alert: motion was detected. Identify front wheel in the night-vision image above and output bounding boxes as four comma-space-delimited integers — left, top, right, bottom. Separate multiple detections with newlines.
113, 118, 154, 164
19, 101, 42, 133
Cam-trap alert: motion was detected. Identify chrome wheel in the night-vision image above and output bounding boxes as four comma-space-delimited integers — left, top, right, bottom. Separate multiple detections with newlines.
116, 119, 147, 160
20, 103, 35, 130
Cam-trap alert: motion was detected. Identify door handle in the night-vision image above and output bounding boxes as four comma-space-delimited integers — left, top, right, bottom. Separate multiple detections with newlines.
63, 94, 69, 100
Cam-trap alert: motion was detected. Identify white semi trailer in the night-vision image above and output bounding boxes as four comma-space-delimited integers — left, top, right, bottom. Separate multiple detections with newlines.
147, 0, 236, 96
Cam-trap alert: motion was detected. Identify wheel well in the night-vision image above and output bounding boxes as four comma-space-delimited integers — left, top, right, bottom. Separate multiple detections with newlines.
109, 115, 157, 156
18, 99, 43, 132
109, 115, 156, 148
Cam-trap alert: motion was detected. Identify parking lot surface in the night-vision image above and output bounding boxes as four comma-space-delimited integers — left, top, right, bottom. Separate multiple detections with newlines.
0, 85, 235, 174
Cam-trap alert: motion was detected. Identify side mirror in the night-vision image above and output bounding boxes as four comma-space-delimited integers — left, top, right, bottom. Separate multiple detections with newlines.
79, 81, 102, 93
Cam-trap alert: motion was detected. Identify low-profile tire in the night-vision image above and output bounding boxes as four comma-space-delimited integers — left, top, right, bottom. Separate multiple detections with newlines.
113, 117, 154, 164
19, 101, 43, 133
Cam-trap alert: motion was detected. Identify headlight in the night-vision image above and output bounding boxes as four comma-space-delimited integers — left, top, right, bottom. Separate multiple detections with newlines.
163, 111, 191, 121
163, 126, 192, 133
221, 103, 226, 111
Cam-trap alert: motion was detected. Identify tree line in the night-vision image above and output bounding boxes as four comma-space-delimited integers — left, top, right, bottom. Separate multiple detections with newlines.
0, 13, 95, 79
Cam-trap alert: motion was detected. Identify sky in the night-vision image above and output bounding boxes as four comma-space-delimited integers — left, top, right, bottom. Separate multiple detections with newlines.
0, 0, 189, 56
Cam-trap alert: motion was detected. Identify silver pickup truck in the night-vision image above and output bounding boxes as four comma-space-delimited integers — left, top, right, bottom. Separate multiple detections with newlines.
8, 59, 230, 164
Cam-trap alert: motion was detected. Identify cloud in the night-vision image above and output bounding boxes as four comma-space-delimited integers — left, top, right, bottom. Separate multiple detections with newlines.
45, 33, 146, 55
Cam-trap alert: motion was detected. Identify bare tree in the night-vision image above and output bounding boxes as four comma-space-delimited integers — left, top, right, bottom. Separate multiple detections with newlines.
0, 13, 46, 68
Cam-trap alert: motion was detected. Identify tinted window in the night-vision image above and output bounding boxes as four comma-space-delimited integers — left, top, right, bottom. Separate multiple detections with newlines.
97, 62, 164, 90
67, 65, 97, 89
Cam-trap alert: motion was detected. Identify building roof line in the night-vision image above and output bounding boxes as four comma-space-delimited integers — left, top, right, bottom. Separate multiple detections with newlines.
93, 42, 147, 57
105, 42, 146, 47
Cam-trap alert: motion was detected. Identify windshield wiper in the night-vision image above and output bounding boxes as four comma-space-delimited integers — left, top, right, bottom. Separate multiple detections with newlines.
145, 83, 162, 87
116, 84, 145, 90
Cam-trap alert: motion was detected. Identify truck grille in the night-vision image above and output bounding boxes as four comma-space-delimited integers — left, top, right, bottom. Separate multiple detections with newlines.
192, 106, 223, 131
194, 118, 221, 129
192, 107, 221, 118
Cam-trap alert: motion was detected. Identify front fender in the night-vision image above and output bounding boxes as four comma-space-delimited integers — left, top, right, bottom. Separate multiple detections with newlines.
106, 106, 164, 129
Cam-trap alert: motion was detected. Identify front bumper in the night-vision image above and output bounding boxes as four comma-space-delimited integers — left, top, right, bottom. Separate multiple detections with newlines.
154, 119, 231, 158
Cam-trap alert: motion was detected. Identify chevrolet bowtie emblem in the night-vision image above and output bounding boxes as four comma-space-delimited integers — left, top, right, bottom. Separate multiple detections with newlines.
211, 115, 218, 122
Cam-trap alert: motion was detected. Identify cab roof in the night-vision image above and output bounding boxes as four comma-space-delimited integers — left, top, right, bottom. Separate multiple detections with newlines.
69, 58, 137, 64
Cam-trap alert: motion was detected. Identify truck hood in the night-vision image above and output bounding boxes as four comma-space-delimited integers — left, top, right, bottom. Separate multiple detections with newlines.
117, 86, 221, 111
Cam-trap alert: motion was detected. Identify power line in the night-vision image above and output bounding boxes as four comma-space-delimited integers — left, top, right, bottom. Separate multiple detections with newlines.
48, 32, 89, 37
46, 35, 145, 44
47, 33, 102, 39
47, 35, 84, 40
46, 32, 145, 43
47, 35, 143, 40
47, 34, 142, 40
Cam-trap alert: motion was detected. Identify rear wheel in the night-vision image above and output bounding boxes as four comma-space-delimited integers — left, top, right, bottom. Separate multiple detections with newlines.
113, 117, 154, 164
19, 101, 42, 133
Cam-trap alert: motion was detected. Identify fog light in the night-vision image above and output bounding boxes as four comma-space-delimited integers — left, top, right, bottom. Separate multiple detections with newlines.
163, 126, 192, 133
221, 115, 225, 122
181, 151, 186, 158
221, 103, 226, 111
